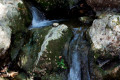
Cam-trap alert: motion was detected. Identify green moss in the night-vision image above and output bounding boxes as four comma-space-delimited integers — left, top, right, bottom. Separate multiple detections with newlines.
43, 28, 72, 70
15, 26, 73, 78
19, 27, 52, 71
9, 2, 31, 34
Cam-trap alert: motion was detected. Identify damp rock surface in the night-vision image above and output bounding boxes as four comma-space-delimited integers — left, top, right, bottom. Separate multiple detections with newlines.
0, 0, 31, 58
86, 0, 120, 12
89, 14, 120, 57
17, 24, 73, 77
88, 13, 120, 79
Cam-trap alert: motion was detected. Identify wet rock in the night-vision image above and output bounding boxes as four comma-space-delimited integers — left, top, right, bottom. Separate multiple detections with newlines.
89, 14, 120, 57
0, 25, 11, 57
16, 24, 72, 77
79, 16, 93, 24
53, 23, 59, 27
0, 0, 31, 34
86, 0, 120, 12
88, 13, 120, 79
0, 0, 31, 58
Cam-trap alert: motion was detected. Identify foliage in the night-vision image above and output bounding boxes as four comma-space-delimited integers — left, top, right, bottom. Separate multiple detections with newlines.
56, 58, 67, 69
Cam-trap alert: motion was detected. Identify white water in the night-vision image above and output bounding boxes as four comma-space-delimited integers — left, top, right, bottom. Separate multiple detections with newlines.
68, 28, 81, 80
30, 7, 64, 29
68, 28, 90, 80
68, 52, 81, 80
35, 24, 68, 65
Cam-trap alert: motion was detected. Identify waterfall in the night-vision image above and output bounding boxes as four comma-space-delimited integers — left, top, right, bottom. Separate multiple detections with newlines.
29, 4, 91, 80
68, 52, 81, 80
68, 28, 81, 80
29, 6, 64, 29
68, 28, 90, 80
30, 7, 46, 27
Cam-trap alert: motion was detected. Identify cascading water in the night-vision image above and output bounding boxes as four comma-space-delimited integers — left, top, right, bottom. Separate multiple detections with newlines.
29, 6, 64, 29
68, 27, 90, 80
68, 28, 81, 80
29, 4, 91, 80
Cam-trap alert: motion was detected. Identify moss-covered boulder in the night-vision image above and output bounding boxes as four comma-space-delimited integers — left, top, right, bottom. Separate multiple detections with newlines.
0, 0, 31, 58
15, 24, 73, 77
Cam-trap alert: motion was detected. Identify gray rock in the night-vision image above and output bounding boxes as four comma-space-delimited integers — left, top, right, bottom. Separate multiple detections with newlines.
88, 13, 120, 79
89, 14, 120, 57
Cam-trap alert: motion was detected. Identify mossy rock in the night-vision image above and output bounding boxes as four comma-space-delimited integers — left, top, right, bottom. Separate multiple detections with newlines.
0, 0, 31, 64
9, 2, 31, 34
18, 24, 73, 77
18, 26, 51, 71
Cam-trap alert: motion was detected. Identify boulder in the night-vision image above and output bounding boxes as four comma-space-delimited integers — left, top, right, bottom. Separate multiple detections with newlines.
88, 13, 120, 79
89, 14, 120, 57
0, 0, 31, 58
86, 0, 120, 12
15, 24, 73, 77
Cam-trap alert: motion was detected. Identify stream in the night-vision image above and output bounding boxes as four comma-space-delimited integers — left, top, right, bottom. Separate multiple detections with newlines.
30, 5, 91, 80
29, 6, 65, 29
68, 28, 90, 80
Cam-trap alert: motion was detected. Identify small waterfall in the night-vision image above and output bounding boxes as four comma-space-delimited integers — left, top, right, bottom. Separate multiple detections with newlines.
68, 27, 90, 80
68, 52, 81, 80
68, 28, 81, 80
29, 6, 64, 29
30, 7, 46, 27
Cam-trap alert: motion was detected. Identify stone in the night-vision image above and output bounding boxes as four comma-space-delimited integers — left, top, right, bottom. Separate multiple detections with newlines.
0, 25, 11, 57
53, 23, 59, 27
88, 13, 120, 79
16, 24, 73, 77
89, 14, 120, 55
0, 0, 31, 58
86, 0, 120, 12
79, 16, 93, 24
